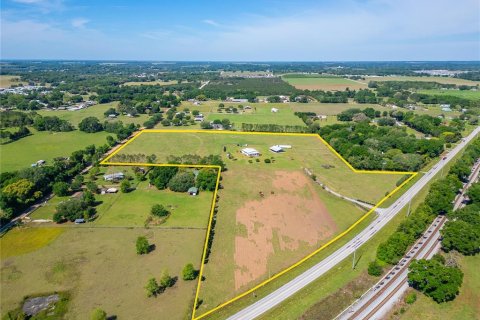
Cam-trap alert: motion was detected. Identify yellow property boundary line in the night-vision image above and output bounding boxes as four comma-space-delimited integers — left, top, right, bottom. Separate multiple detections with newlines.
100, 129, 417, 320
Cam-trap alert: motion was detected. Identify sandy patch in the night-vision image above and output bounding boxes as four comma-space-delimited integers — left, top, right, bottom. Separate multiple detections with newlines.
234, 171, 336, 290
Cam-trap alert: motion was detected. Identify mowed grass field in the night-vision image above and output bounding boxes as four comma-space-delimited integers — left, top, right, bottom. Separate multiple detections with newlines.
37, 102, 150, 126
114, 131, 403, 204
122, 80, 179, 86
418, 89, 480, 101
0, 129, 110, 172
206, 103, 306, 128
0, 75, 25, 88
398, 255, 480, 320
1, 227, 205, 320
94, 181, 213, 228
111, 131, 407, 313
361, 76, 480, 86
282, 76, 367, 91
289, 102, 390, 115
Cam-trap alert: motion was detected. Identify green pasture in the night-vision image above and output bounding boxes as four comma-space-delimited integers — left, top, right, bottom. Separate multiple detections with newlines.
418, 89, 480, 101
37, 102, 150, 126
362, 76, 480, 86
0, 129, 109, 172
282, 76, 367, 91
1, 227, 204, 320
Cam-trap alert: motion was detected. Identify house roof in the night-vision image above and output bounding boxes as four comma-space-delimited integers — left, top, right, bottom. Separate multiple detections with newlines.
188, 187, 199, 193
269, 145, 283, 152
242, 148, 260, 154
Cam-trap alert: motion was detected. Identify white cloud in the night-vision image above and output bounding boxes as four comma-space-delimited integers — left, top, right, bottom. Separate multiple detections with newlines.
71, 18, 88, 28
10, 0, 64, 12
202, 19, 220, 27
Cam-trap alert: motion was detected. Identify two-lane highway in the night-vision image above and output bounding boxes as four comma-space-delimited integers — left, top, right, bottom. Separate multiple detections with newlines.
226, 126, 479, 320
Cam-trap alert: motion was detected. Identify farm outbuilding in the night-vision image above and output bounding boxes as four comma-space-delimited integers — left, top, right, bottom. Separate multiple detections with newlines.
103, 172, 125, 181
188, 187, 199, 196
269, 145, 284, 153
241, 148, 260, 157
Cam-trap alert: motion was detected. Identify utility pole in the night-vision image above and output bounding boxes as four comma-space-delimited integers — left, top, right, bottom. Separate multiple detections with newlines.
352, 249, 356, 269
407, 199, 412, 216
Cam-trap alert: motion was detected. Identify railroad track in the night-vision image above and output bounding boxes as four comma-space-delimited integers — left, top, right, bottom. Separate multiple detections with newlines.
339, 215, 446, 320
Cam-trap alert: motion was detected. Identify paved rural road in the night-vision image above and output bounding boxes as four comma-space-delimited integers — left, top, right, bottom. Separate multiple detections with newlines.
227, 126, 480, 320
337, 157, 480, 320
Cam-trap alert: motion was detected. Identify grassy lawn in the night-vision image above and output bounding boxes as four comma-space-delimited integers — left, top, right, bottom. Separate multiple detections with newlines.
1, 227, 205, 320
418, 89, 480, 101
37, 101, 150, 126
0, 75, 25, 88
361, 76, 480, 86
0, 227, 64, 259
397, 255, 480, 320
115, 131, 403, 204
206, 103, 306, 128
0, 129, 109, 172
282, 76, 367, 91
289, 102, 390, 115
93, 180, 213, 228
110, 130, 408, 315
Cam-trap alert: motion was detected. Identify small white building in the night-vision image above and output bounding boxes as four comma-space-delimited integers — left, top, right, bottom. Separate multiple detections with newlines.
317, 115, 327, 120
104, 172, 125, 181
278, 145, 292, 149
269, 145, 283, 153
105, 187, 118, 193
271, 107, 279, 113
241, 148, 260, 157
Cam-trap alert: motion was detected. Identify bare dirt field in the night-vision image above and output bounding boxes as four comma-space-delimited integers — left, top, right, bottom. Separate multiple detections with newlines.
234, 171, 336, 290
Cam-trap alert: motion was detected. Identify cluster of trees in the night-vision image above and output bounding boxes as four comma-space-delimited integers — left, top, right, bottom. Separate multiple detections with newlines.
408, 257, 464, 303
145, 270, 175, 297
53, 192, 97, 223
0, 143, 110, 223
201, 118, 231, 130
160, 107, 197, 127
148, 166, 218, 193
0, 110, 34, 128
336, 107, 382, 122
370, 80, 458, 92
78, 117, 138, 140
394, 113, 462, 142
95, 85, 181, 108
354, 89, 378, 103
308, 89, 353, 103
33, 115, 74, 132
440, 139, 480, 256
144, 263, 198, 297
318, 123, 444, 171
166, 154, 226, 171
0, 126, 30, 144
110, 153, 157, 164
191, 78, 297, 101
241, 123, 306, 133
0, 89, 65, 110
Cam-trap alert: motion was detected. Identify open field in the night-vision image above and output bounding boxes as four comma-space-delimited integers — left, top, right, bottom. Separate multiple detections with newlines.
1, 227, 205, 320
109, 130, 407, 314
418, 89, 480, 100
37, 101, 150, 126
123, 80, 179, 86
289, 102, 390, 115
0, 129, 109, 172
206, 103, 306, 127
112, 131, 403, 204
282, 76, 367, 91
362, 76, 480, 86
0, 75, 25, 88
94, 181, 213, 227
397, 255, 480, 320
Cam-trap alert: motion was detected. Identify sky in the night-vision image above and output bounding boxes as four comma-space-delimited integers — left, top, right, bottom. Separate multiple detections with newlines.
1, 0, 479, 61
